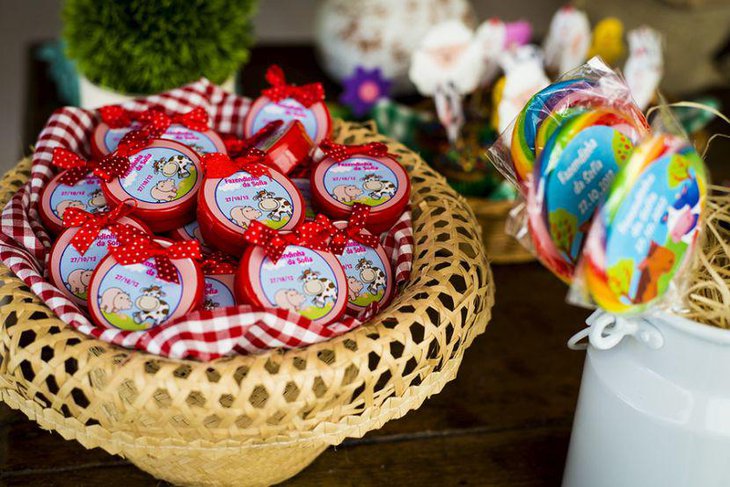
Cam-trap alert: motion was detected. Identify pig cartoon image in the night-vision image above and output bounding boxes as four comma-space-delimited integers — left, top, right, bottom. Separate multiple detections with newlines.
99, 287, 133, 314
150, 179, 178, 202
663, 178, 700, 245
66, 269, 93, 296
55, 200, 85, 219
230, 206, 263, 229
347, 276, 364, 301
274, 289, 306, 312
332, 185, 363, 203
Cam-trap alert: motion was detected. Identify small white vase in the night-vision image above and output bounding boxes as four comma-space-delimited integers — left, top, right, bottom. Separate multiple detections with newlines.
78, 75, 237, 109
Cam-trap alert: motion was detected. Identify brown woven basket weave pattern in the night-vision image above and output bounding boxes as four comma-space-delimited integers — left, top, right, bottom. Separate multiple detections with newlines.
0, 120, 494, 487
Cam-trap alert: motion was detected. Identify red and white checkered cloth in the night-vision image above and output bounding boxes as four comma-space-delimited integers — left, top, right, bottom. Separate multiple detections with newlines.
0, 79, 413, 361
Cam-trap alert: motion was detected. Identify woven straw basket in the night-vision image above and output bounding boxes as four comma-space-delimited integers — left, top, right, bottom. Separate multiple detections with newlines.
466, 198, 534, 264
0, 121, 494, 486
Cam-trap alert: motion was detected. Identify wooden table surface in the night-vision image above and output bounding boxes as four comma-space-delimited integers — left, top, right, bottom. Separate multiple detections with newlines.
2, 43, 728, 486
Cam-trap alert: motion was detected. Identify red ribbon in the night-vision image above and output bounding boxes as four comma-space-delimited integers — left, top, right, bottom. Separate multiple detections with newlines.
62, 203, 140, 255
138, 106, 210, 137
109, 229, 202, 284
243, 219, 333, 263
201, 151, 271, 180
262, 65, 324, 108
319, 139, 394, 162
115, 128, 154, 157
201, 251, 238, 275
98, 105, 138, 128
222, 120, 284, 156
321, 204, 381, 254
52, 148, 131, 184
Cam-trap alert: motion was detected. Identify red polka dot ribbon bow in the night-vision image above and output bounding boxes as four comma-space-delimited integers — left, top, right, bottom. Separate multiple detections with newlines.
243, 219, 332, 263
62, 203, 139, 255
98, 105, 139, 129
262, 65, 325, 108
201, 151, 271, 180
52, 148, 130, 185
322, 204, 380, 255
319, 139, 394, 162
109, 229, 202, 284
201, 252, 238, 275
222, 120, 283, 157
138, 106, 210, 137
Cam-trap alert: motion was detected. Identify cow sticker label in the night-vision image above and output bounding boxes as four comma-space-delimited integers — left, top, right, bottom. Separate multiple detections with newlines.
323, 157, 399, 207
121, 148, 199, 204
337, 240, 389, 309
203, 276, 236, 310
251, 98, 318, 141
603, 151, 705, 307
48, 174, 108, 219
544, 126, 632, 264
59, 229, 119, 301
95, 261, 183, 331
258, 247, 340, 321
214, 171, 294, 231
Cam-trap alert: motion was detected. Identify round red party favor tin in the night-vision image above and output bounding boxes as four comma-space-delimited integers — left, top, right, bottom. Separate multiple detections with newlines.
311, 150, 410, 234
48, 215, 149, 308
332, 221, 394, 315
198, 161, 305, 256
101, 139, 203, 233
243, 65, 331, 145
201, 255, 238, 310
236, 242, 348, 326
87, 238, 203, 331
40, 171, 110, 235
254, 120, 314, 175
92, 121, 226, 158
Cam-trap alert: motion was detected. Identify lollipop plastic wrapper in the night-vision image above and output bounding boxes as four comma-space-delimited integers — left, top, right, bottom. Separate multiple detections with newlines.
486, 57, 650, 281
568, 104, 709, 316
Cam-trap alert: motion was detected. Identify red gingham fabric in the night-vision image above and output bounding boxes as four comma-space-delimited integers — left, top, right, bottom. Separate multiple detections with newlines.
0, 79, 413, 361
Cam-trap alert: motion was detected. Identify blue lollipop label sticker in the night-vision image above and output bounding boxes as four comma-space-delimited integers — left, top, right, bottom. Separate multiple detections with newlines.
323, 157, 399, 207
337, 240, 389, 309
203, 276, 236, 310
214, 171, 295, 230
544, 126, 632, 263
251, 98, 318, 141
603, 152, 705, 307
95, 261, 183, 331
121, 148, 199, 204
49, 175, 108, 219
256, 247, 340, 321
59, 230, 119, 301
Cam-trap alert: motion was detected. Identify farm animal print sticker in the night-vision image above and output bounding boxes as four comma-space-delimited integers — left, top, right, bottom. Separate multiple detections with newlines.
581, 135, 707, 314
88, 240, 203, 330
237, 245, 348, 326
202, 274, 236, 310
40, 173, 109, 234
324, 158, 398, 207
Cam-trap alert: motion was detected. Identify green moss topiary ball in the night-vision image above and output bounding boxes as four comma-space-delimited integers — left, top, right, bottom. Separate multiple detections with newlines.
63, 0, 257, 94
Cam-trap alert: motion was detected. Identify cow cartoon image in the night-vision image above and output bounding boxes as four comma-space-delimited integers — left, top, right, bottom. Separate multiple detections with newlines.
332, 185, 363, 203
274, 289, 306, 312
361, 174, 396, 200
356, 258, 387, 295
55, 200, 85, 219
230, 206, 262, 229
87, 190, 108, 213
347, 276, 364, 301
253, 190, 293, 222
663, 178, 700, 244
153, 155, 192, 179
202, 298, 219, 311
299, 269, 337, 308
634, 242, 675, 304
66, 269, 93, 297
99, 288, 132, 314
150, 179, 178, 202
133, 285, 170, 327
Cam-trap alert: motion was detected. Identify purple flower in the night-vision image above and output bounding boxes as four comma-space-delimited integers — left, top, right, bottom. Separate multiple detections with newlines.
340, 66, 392, 117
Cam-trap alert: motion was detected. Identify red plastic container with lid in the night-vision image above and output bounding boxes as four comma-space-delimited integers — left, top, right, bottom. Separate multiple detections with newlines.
254, 120, 314, 175
40, 171, 110, 235
197, 154, 305, 256
310, 143, 410, 234
201, 252, 239, 310
243, 65, 331, 145
101, 139, 203, 233
87, 237, 204, 330
331, 220, 394, 315
48, 214, 149, 308
235, 240, 348, 327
